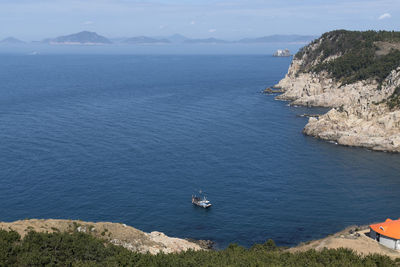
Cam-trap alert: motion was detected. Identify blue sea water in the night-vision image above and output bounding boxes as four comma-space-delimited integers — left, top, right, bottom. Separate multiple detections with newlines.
1, 54, 400, 248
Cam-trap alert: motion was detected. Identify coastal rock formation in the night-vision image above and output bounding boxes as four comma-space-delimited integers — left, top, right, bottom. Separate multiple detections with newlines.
275, 30, 400, 152
0, 219, 204, 254
276, 60, 387, 107
304, 103, 400, 152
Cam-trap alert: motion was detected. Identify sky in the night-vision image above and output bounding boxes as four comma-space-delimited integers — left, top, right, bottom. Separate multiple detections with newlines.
0, 0, 399, 41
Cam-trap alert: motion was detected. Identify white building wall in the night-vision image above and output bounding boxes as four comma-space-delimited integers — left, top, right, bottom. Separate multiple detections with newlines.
396, 240, 400, 250
380, 236, 397, 250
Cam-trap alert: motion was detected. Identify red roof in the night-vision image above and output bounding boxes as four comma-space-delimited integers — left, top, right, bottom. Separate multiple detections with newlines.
370, 218, 400, 239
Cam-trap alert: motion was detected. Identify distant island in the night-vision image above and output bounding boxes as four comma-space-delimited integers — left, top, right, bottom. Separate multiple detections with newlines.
0, 37, 25, 44
274, 30, 400, 152
43, 31, 112, 45
0, 32, 316, 46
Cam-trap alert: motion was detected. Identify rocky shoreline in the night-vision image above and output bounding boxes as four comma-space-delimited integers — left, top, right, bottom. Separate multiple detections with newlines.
0, 219, 210, 254
274, 44, 400, 152
2, 218, 399, 260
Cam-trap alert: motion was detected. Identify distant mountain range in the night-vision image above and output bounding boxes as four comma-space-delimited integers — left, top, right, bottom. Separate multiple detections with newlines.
122, 34, 315, 45
0, 32, 317, 46
183, 37, 229, 44
164, 34, 188, 43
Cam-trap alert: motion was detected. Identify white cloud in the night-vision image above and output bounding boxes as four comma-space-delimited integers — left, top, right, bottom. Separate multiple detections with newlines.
208, 28, 217, 33
159, 25, 166, 29
190, 20, 195, 25
378, 13, 391, 20
82, 21, 93, 25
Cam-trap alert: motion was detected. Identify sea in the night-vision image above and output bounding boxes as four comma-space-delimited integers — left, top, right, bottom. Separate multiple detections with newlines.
1, 52, 400, 248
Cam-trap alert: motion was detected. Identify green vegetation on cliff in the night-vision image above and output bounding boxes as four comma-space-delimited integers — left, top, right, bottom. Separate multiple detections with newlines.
387, 86, 400, 109
0, 230, 397, 266
295, 30, 400, 86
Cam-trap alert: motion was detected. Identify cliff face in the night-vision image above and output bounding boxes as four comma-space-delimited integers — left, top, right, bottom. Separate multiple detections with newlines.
275, 30, 400, 152
275, 59, 394, 108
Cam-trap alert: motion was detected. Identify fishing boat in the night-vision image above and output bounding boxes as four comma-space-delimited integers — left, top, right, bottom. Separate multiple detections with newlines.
192, 193, 212, 208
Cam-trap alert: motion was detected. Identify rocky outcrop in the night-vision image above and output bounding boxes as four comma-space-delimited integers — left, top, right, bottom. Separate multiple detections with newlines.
0, 219, 204, 254
304, 103, 400, 152
274, 35, 400, 152
263, 87, 284, 94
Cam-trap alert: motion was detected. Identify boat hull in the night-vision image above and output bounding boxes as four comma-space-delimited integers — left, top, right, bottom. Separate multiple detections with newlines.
192, 196, 212, 208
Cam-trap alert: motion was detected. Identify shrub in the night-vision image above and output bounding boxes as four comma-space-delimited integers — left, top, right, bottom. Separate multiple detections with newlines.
0, 230, 397, 266
295, 30, 400, 87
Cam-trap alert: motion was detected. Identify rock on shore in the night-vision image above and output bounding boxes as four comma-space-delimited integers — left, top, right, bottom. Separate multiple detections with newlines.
303, 102, 400, 152
0, 219, 204, 254
274, 37, 400, 152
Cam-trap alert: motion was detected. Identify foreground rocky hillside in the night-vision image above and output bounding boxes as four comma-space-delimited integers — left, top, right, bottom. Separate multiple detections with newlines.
275, 30, 400, 152
0, 219, 204, 254
0, 219, 397, 266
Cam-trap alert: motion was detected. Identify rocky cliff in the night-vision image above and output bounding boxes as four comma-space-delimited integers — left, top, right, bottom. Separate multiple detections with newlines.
0, 219, 205, 254
275, 30, 400, 152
